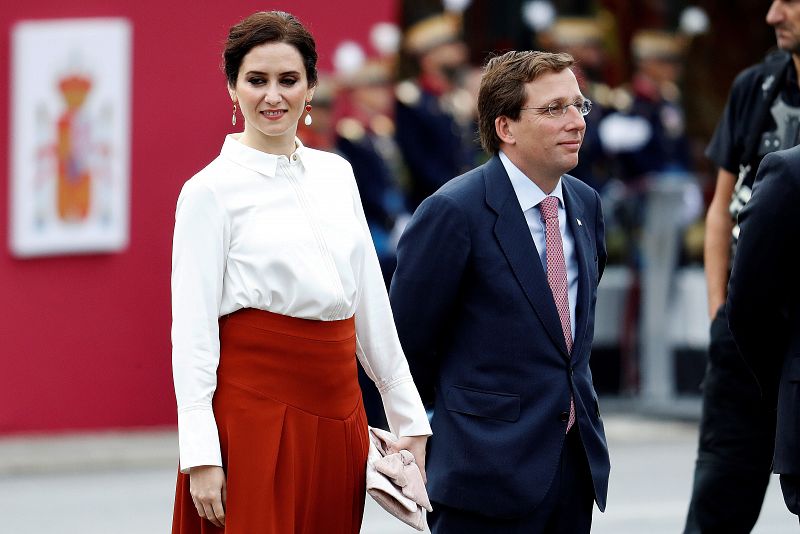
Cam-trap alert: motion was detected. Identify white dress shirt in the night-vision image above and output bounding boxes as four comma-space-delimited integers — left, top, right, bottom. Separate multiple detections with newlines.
499, 151, 578, 339
172, 134, 431, 472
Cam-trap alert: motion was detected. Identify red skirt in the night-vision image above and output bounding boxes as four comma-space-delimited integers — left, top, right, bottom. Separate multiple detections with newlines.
172, 308, 369, 534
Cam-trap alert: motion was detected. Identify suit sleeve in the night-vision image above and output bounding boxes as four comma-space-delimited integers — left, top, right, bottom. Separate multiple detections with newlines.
389, 193, 471, 404
727, 150, 799, 395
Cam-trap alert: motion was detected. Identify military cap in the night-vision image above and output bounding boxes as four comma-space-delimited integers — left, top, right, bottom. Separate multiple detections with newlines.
549, 17, 604, 47
632, 30, 685, 61
403, 13, 462, 55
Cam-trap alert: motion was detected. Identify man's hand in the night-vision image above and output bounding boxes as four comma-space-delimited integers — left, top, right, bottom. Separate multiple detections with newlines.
391, 435, 429, 483
189, 465, 226, 527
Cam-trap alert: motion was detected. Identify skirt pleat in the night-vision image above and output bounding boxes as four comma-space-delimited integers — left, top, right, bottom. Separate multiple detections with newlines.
172, 308, 369, 534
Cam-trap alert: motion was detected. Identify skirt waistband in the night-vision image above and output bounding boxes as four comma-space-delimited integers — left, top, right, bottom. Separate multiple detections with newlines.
221, 307, 355, 341
216, 308, 360, 419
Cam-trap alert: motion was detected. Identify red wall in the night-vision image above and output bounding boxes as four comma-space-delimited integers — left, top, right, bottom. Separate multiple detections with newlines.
0, 1, 396, 434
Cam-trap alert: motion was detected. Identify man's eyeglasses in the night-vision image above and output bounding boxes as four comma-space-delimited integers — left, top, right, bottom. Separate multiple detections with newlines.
520, 99, 592, 118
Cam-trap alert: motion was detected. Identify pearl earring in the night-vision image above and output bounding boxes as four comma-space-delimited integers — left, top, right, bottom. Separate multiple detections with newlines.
231, 102, 237, 126
304, 103, 313, 126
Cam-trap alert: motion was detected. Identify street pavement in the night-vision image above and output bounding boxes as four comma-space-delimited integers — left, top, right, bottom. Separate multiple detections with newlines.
0, 413, 796, 533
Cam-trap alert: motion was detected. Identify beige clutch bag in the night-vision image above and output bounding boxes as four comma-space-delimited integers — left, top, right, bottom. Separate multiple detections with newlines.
366, 426, 433, 531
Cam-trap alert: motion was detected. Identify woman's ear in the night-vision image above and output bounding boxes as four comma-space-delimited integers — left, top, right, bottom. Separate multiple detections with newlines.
495, 116, 515, 145
306, 85, 316, 103
228, 85, 237, 103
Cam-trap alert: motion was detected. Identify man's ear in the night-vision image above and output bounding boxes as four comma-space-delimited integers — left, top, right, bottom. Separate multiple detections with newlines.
495, 116, 515, 145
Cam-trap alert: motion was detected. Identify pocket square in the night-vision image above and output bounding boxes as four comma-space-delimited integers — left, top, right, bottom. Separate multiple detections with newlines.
366, 427, 432, 531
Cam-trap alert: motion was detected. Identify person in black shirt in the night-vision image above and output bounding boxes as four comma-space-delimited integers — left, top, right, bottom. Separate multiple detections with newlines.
684, 2, 800, 532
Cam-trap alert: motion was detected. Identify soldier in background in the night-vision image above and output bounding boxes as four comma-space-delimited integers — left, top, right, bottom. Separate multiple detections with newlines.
597, 31, 699, 264
600, 30, 692, 183
542, 16, 613, 192
596, 30, 701, 392
395, 13, 480, 209
335, 58, 418, 432
335, 59, 411, 287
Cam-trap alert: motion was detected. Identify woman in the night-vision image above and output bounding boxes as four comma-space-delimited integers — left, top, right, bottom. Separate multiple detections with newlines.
170, 11, 431, 533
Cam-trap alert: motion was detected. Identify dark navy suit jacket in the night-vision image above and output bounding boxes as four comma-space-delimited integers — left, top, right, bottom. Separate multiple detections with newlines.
389, 155, 610, 518
728, 145, 800, 477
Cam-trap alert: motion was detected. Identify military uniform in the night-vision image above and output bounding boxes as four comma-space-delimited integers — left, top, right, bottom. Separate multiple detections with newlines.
395, 13, 480, 209
599, 74, 691, 184
395, 78, 478, 209
626, 76, 689, 178
336, 115, 408, 285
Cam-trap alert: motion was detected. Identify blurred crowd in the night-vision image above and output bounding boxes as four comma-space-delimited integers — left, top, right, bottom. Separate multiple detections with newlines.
293, 6, 714, 423
298, 7, 709, 290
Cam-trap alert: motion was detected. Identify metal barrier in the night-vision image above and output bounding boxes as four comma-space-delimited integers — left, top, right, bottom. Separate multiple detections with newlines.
594, 177, 709, 416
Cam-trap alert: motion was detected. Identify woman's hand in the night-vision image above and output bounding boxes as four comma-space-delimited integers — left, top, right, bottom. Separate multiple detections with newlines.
189, 465, 226, 527
391, 435, 429, 483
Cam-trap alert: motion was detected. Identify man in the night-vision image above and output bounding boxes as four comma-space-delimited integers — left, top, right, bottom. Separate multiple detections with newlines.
390, 50, 609, 533
609, 30, 692, 183
395, 13, 479, 209
727, 144, 800, 520
336, 58, 410, 286
684, 2, 800, 531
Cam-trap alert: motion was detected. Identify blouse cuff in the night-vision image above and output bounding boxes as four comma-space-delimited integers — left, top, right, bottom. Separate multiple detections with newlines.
380, 377, 432, 437
177, 406, 222, 473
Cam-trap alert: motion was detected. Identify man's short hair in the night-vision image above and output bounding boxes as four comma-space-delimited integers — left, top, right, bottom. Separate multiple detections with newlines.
477, 50, 575, 154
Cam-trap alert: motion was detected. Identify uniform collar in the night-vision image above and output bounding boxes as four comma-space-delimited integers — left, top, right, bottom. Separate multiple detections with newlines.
499, 150, 565, 213
220, 134, 306, 177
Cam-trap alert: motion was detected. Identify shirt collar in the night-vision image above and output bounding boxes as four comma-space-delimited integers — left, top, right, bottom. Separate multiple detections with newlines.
220, 134, 306, 177
498, 151, 565, 213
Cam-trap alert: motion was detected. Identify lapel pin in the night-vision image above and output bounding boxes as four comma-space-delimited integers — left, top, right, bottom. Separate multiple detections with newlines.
576, 218, 582, 226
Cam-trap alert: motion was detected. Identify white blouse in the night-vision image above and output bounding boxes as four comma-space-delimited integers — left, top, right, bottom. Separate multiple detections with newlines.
171, 134, 431, 472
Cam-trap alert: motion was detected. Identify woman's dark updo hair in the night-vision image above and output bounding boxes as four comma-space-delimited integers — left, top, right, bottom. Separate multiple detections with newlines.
224, 11, 318, 88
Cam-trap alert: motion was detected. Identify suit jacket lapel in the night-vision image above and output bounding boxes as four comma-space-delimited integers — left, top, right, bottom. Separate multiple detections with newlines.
562, 177, 591, 358
484, 156, 570, 359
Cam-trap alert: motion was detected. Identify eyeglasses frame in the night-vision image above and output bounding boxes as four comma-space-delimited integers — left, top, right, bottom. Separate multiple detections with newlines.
519, 99, 593, 118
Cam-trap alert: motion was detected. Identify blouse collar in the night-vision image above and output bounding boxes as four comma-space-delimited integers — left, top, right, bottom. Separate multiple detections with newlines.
220, 134, 307, 177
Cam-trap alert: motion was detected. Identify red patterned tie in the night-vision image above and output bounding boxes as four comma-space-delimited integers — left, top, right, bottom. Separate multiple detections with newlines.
539, 196, 576, 432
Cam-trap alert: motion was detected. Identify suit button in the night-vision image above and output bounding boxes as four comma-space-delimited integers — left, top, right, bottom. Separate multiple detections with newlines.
559, 411, 569, 422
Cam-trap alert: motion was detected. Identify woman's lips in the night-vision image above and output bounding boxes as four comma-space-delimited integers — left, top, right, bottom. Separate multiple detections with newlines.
260, 109, 287, 120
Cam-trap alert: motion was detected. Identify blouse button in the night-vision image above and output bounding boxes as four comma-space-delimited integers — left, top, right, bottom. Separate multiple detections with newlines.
291, 154, 298, 162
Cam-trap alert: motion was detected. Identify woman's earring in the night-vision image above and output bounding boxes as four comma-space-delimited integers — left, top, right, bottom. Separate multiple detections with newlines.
304, 103, 313, 126
232, 102, 237, 126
